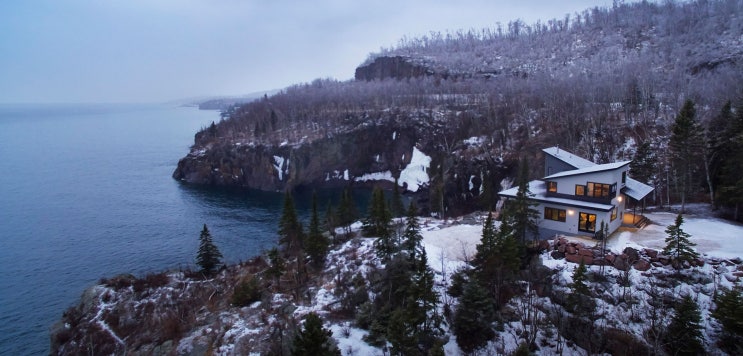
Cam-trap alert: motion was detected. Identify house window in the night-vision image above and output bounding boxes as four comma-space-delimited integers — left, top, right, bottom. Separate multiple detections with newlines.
579, 212, 597, 232
611, 206, 617, 221
575, 185, 585, 196
622, 171, 627, 184
587, 182, 611, 198
547, 181, 557, 193
544, 207, 566, 222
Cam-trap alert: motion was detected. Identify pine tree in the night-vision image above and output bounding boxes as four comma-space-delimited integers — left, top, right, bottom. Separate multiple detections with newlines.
662, 213, 699, 268
716, 100, 743, 221
410, 249, 441, 336
196, 224, 223, 274
669, 99, 705, 213
364, 187, 395, 260
265, 247, 285, 289
566, 261, 595, 316
278, 191, 303, 254
509, 157, 540, 244
664, 295, 704, 356
391, 178, 405, 218
712, 287, 743, 354
306, 192, 330, 267
401, 201, 423, 261
336, 187, 357, 235
630, 141, 656, 185
387, 308, 418, 356
291, 313, 341, 356
453, 280, 495, 354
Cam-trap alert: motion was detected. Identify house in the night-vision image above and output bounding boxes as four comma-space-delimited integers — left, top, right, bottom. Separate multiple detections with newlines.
498, 147, 654, 240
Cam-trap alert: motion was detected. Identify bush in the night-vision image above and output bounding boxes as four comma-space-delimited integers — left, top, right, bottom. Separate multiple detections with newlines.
232, 277, 262, 307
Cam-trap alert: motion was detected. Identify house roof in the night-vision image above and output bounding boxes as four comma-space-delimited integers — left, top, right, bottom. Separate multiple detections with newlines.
499, 180, 615, 212
542, 146, 595, 169
623, 177, 654, 201
543, 161, 631, 180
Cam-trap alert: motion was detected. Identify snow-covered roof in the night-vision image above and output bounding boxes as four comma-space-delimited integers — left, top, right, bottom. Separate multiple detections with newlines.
542, 146, 595, 169
499, 180, 615, 212
543, 161, 631, 180
622, 177, 654, 201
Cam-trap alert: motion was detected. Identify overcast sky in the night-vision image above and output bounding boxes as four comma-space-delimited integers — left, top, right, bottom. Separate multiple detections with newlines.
0, 0, 613, 103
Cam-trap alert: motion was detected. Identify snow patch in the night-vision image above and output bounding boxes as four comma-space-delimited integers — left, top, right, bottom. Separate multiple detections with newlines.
273, 156, 285, 181
343, 169, 349, 181
355, 171, 394, 183
392, 131, 397, 140
399, 147, 431, 192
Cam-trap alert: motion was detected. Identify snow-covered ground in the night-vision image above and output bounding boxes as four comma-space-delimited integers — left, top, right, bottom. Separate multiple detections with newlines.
608, 211, 743, 259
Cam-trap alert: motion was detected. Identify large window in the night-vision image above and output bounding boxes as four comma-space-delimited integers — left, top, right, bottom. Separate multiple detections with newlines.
575, 185, 586, 196
587, 182, 613, 198
579, 212, 597, 232
547, 181, 557, 193
544, 207, 566, 222
622, 171, 627, 184
611, 206, 618, 221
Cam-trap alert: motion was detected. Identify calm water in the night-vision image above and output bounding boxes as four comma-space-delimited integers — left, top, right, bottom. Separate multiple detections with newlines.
0, 104, 355, 355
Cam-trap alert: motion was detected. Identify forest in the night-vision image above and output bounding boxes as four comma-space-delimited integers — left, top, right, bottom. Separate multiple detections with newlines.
181, 0, 743, 220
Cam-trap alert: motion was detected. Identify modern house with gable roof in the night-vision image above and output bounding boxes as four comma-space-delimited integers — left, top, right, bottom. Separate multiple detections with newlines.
499, 147, 654, 240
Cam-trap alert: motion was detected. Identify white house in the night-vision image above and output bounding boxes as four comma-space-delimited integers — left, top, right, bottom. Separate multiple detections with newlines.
498, 147, 654, 240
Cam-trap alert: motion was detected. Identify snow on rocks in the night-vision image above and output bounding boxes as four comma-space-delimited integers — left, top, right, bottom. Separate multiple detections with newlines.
399, 146, 431, 192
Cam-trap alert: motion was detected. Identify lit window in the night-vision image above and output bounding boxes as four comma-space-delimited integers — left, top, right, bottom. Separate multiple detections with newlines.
544, 207, 566, 222
575, 185, 585, 196
547, 181, 557, 193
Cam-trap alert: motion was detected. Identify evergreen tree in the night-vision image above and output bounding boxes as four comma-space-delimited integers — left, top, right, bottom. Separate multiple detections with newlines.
324, 201, 336, 237
664, 295, 704, 356
391, 178, 405, 218
336, 187, 357, 234
196, 224, 223, 274
715, 100, 743, 221
279, 191, 303, 254
474, 210, 521, 307
291, 312, 341, 356
387, 308, 419, 356
306, 191, 330, 267
566, 261, 595, 316
453, 280, 495, 354
508, 157, 540, 245
364, 187, 395, 260
410, 249, 441, 336
712, 287, 743, 354
669, 99, 705, 213
265, 247, 286, 289
630, 141, 656, 185
662, 214, 699, 268
401, 201, 423, 261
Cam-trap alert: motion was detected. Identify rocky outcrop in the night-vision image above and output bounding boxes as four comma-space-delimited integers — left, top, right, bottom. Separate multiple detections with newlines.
550, 237, 740, 274
173, 125, 419, 192
354, 56, 436, 81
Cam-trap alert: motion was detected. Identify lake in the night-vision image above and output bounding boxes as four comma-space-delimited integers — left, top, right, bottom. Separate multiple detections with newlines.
0, 104, 359, 355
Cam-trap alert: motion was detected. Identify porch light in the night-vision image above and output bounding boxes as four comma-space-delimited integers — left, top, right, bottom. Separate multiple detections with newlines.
567, 210, 574, 215
617, 196, 623, 202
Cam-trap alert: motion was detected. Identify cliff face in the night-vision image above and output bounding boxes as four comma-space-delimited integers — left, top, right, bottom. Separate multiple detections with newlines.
173, 124, 420, 192
354, 56, 436, 81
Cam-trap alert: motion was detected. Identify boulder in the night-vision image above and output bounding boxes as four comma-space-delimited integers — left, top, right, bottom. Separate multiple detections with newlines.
558, 244, 566, 253
613, 256, 629, 271
606, 253, 616, 263
643, 248, 658, 259
566, 253, 593, 265
566, 245, 577, 254
578, 248, 594, 257
633, 259, 651, 271
551, 251, 566, 260
538, 240, 550, 251
623, 247, 640, 262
